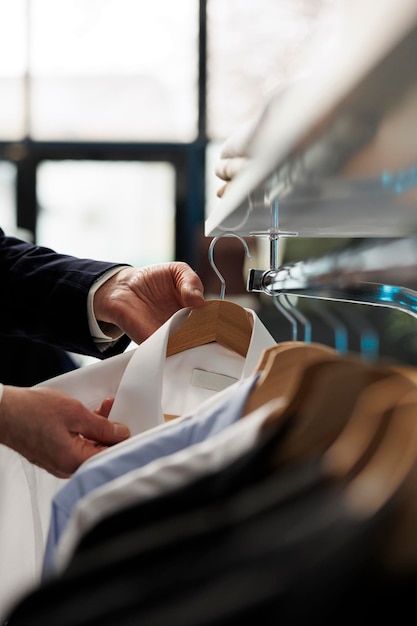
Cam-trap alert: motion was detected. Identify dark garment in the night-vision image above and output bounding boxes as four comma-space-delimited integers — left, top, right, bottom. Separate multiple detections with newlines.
4, 473, 379, 626
0, 228, 130, 359
0, 336, 78, 386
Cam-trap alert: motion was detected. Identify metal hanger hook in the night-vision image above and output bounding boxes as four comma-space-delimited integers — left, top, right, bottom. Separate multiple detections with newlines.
272, 294, 298, 341
208, 233, 253, 300
281, 293, 312, 343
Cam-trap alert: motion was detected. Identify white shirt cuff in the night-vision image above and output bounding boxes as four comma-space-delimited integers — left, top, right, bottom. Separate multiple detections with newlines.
87, 267, 126, 351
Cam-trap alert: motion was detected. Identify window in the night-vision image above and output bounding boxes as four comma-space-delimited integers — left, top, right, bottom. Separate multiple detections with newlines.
29, 0, 199, 142
0, 0, 341, 259
207, 0, 341, 139
37, 160, 175, 265
0, 0, 27, 140
1, 0, 367, 377
0, 0, 204, 264
0, 161, 17, 233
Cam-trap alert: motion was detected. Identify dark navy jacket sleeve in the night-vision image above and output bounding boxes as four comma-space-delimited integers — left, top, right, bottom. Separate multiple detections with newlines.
0, 229, 131, 358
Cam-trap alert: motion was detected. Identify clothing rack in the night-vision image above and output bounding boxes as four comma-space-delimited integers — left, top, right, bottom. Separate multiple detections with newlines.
205, 3, 417, 328
247, 235, 417, 320
205, 2, 417, 240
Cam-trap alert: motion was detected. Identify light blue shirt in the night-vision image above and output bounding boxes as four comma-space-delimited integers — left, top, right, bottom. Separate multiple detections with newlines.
43, 374, 259, 577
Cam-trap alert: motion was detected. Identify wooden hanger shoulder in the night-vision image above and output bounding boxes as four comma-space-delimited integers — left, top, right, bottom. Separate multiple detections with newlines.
166, 299, 253, 358
345, 395, 417, 525
322, 372, 417, 480
389, 364, 417, 386
251, 341, 320, 373
268, 359, 391, 466
242, 342, 341, 418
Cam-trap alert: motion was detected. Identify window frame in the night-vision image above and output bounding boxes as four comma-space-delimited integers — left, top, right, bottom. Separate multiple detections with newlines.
0, 0, 207, 268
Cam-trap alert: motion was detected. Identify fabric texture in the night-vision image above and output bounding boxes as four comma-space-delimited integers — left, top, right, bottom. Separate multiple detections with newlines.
0, 228, 130, 359
42, 376, 257, 576
52, 385, 284, 574
4, 425, 387, 626
41, 306, 276, 576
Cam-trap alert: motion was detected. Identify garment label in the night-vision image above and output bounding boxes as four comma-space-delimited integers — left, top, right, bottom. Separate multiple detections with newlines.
191, 368, 238, 392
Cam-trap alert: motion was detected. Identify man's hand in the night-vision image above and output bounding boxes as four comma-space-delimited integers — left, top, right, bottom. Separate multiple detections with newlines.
0, 386, 129, 478
93, 262, 205, 345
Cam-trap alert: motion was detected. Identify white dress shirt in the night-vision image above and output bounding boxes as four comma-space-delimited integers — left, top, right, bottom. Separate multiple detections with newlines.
0, 305, 276, 621
39, 306, 276, 435
43, 374, 260, 577
0, 269, 124, 621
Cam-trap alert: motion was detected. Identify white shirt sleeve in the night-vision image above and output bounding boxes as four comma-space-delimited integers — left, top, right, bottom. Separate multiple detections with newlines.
87, 267, 126, 351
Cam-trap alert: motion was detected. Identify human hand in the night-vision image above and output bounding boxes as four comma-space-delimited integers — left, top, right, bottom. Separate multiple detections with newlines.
0, 386, 129, 478
93, 262, 205, 345
93, 396, 115, 418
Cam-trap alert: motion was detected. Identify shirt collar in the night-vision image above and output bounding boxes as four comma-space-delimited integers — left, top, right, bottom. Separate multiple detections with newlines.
109, 306, 276, 436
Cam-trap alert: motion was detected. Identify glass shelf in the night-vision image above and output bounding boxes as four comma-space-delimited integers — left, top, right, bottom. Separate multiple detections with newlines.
205, 0, 417, 239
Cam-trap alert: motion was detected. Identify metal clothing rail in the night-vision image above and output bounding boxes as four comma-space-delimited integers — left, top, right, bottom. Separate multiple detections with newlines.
247, 236, 417, 319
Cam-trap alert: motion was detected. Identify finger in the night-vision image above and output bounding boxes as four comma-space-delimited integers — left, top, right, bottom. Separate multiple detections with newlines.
76, 414, 130, 446
94, 397, 115, 418
174, 264, 205, 306
217, 182, 229, 198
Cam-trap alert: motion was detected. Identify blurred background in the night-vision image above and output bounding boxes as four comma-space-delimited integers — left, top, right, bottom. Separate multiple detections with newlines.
0, 0, 339, 261
1, 0, 415, 380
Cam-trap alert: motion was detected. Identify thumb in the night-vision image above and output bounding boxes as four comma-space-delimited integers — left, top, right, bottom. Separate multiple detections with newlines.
79, 413, 130, 445
177, 269, 204, 307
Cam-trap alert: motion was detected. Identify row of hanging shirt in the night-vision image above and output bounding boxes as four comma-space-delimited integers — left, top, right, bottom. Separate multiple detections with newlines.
4, 286, 417, 624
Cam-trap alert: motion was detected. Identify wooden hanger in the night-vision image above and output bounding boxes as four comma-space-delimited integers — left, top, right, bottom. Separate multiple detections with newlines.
255, 355, 417, 574
267, 359, 396, 466
388, 364, 417, 386
257, 371, 417, 575
261, 357, 417, 484
166, 299, 253, 358
167, 232, 256, 359
241, 341, 341, 417
321, 372, 417, 480
250, 340, 312, 373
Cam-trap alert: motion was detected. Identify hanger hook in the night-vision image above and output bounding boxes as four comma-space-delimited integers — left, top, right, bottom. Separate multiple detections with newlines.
281, 294, 312, 343
272, 294, 298, 340
307, 299, 348, 354
208, 233, 253, 300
